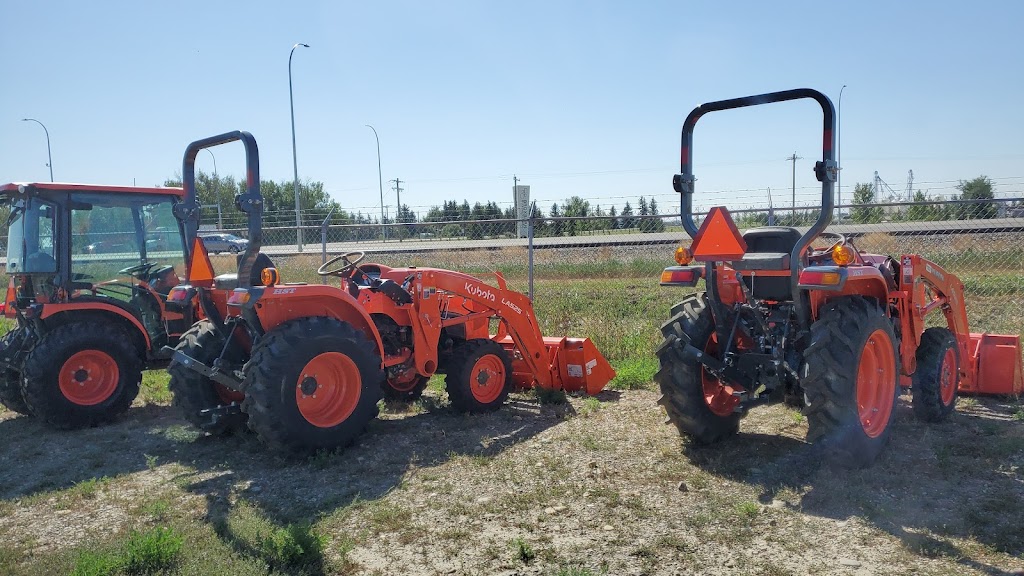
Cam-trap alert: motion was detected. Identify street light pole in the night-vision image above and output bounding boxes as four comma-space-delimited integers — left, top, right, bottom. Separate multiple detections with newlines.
289, 42, 310, 251
837, 84, 847, 217
364, 125, 386, 241
205, 148, 223, 230
21, 118, 53, 182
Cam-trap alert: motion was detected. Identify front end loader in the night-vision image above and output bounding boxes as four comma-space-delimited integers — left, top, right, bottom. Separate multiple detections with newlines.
166, 132, 615, 455
655, 88, 1022, 467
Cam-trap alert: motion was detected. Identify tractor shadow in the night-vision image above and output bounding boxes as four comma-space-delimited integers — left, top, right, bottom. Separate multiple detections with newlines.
683, 397, 1024, 575
0, 388, 585, 560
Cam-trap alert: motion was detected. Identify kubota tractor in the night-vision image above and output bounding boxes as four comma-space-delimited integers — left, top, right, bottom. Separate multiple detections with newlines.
655, 88, 1023, 466
166, 131, 616, 455
0, 181, 192, 428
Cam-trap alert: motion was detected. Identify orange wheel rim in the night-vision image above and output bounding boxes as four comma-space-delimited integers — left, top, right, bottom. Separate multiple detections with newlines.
939, 347, 957, 406
215, 383, 245, 404
58, 350, 120, 406
295, 352, 361, 428
701, 333, 741, 417
856, 329, 897, 438
469, 354, 505, 404
388, 370, 421, 392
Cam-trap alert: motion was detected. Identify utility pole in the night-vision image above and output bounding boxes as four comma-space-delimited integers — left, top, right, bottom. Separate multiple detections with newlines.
787, 152, 802, 219
513, 174, 519, 219
390, 178, 404, 241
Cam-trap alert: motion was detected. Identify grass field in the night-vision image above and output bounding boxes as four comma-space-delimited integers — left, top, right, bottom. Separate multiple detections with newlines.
0, 244, 1022, 575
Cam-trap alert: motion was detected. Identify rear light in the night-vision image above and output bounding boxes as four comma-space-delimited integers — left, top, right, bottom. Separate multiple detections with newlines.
228, 288, 251, 306
167, 287, 191, 302
660, 266, 702, 287
798, 267, 846, 289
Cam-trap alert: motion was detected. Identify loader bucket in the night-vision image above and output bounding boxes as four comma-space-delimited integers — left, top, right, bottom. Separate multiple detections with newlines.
497, 336, 616, 395
962, 333, 1023, 395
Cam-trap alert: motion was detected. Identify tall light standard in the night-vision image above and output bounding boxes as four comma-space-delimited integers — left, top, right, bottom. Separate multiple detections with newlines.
21, 118, 53, 182
364, 125, 387, 241
837, 84, 847, 218
289, 42, 310, 251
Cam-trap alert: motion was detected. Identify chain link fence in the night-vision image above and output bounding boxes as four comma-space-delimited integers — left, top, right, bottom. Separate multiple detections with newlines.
210, 197, 1023, 339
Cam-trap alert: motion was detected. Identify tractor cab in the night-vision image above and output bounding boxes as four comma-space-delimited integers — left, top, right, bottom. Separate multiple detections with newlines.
0, 181, 191, 428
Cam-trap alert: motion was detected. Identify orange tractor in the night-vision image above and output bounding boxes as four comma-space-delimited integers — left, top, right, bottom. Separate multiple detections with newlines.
0, 181, 191, 428
656, 88, 1023, 466
167, 131, 616, 453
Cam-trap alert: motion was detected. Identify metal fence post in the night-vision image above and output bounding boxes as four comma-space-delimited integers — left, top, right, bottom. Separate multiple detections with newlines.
528, 212, 535, 301
320, 205, 336, 284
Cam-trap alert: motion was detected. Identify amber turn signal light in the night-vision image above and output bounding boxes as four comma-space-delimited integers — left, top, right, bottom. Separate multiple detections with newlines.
260, 267, 281, 286
674, 245, 693, 265
832, 244, 856, 266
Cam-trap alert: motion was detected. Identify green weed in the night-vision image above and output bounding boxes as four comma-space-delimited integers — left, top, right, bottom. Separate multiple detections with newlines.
580, 396, 603, 417
71, 526, 184, 576
511, 537, 535, 563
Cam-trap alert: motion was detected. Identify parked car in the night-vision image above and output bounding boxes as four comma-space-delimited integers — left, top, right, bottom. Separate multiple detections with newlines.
200, 233, 248, 254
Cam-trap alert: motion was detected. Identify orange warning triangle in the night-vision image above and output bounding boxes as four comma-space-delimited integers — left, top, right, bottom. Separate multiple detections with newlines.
187, 236, 217, 286
691, 206, 747, 261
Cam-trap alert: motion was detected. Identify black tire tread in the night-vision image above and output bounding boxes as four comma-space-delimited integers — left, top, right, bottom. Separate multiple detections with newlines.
911, 327, 958, 422
654, 292, 741, 445
445, 339, 512, 413
168, 320, 247, 434
802, 296, 899, 467
0, 329, 30, 415
21, 322, 142, 429
242, 316, 383, 455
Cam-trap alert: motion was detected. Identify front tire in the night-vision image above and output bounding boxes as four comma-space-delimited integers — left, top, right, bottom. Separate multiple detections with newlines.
654, 292, 742, 445
912, 327, 958, 422
445, 339, 512, 413
22, 322, 142, 429
168, 320, 247, 435
242, 317, 384, 455
803, 297, 899, 468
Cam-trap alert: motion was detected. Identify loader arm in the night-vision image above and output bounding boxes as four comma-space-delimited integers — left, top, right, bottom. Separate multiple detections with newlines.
410, 268, 556, 388
899, 255, 972, 387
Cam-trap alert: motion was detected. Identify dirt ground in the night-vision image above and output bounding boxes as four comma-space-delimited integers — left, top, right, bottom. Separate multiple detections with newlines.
1, 384, 1022, 576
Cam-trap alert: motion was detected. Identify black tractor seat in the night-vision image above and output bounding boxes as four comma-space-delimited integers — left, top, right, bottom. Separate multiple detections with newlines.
731, 227, 802, 300
731, 226, 802, 272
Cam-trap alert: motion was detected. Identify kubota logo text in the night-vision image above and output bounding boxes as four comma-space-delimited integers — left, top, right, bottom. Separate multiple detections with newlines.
464, 282, 496, 301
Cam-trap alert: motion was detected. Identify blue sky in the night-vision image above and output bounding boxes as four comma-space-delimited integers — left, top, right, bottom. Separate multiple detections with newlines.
2, 1, 1021, 220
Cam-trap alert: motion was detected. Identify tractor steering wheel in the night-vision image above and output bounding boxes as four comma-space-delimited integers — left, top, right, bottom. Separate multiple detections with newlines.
317, 251, 367, 277
812, 231, 847, 254
118, 262, 158, 277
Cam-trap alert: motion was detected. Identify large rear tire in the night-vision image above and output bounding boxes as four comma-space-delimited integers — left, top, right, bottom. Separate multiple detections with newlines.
912, 327, 958, 422
803, 297, 899, 468
0, 329, 30, 416
242, 317, 384, 455
168, 320, 248, 435
21, 322, 142, 429
654, 292, 742, 444
445, 339, 512, 413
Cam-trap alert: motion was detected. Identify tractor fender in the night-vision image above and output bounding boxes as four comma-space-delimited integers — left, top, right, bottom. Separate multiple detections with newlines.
39, 303, 150, 354
249, 285, 385, 360
806, 266, 891, 321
